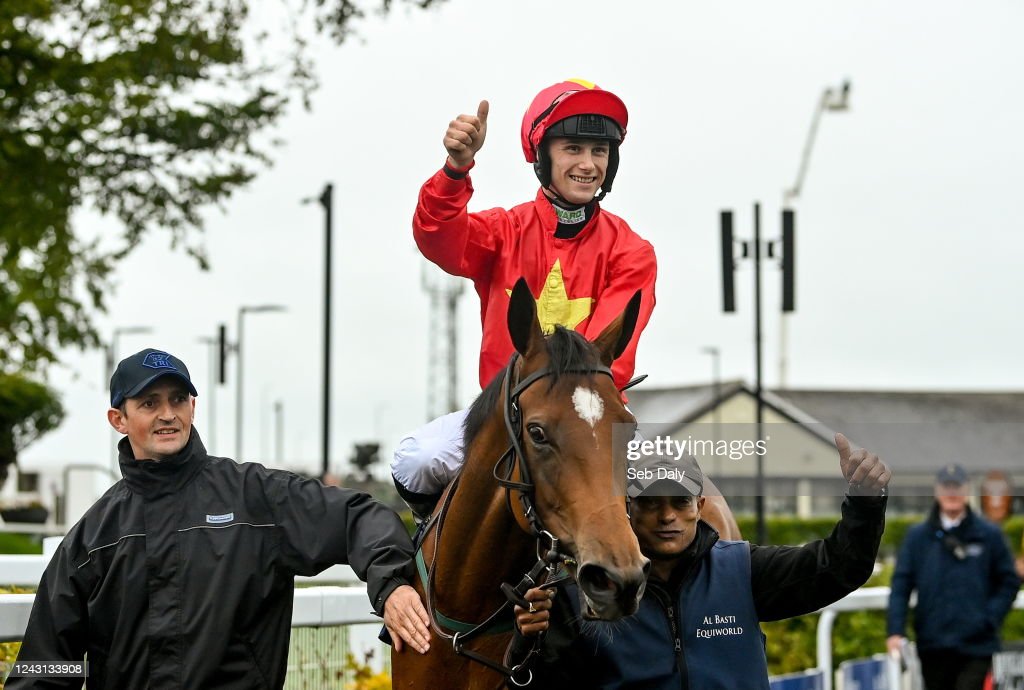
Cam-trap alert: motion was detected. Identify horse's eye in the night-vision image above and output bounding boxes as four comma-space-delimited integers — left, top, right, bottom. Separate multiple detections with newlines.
527, 424, 548, 445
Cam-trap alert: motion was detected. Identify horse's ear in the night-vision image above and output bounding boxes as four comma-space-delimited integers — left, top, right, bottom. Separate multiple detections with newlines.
508, 277, 544, 358
593, 290, 642, 366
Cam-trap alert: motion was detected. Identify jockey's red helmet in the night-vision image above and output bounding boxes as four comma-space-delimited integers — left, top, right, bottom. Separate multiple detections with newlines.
520, 79, 629, 198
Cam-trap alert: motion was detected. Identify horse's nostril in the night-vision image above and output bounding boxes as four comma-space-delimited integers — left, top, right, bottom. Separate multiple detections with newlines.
579, 564, 619, 597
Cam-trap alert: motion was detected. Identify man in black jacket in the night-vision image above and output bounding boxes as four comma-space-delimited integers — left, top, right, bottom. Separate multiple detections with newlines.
10, 348, 430, 689
513, 432, 889, 690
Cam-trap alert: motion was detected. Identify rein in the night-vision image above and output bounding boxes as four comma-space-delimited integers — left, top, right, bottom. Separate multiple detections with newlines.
416, 353, 614, 686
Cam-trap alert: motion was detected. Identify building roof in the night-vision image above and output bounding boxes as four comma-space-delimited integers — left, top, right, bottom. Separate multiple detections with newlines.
628, 383, 1024, 477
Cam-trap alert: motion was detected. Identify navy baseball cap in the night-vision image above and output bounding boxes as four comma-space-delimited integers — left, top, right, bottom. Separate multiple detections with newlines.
110, 349, 199, 408
627, 454, 704, 498
935, 464, 969, 485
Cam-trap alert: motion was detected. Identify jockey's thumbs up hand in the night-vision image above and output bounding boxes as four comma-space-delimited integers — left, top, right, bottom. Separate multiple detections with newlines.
444, 100, 489, 169
835, 432, 891, 495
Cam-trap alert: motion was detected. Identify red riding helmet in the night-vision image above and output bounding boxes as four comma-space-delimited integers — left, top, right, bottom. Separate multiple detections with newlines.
520, 79, 629, 199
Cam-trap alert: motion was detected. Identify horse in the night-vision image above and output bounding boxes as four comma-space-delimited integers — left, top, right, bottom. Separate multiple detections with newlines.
391, 279, 652, 689
701, 479, 742, 541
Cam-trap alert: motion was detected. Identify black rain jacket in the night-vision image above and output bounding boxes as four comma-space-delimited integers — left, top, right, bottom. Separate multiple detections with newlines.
10, 430, 415, 689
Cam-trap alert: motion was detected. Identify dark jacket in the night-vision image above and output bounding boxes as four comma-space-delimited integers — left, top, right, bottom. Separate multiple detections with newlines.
522, 495, 887, 689
887, 504, 1021, 656
11, 430, 416, 689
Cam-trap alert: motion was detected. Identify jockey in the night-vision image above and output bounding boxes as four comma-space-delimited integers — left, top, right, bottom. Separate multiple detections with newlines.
393, 79, 657, 518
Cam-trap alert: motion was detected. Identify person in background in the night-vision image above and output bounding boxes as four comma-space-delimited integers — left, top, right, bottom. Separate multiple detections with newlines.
887, 464, 1021, 690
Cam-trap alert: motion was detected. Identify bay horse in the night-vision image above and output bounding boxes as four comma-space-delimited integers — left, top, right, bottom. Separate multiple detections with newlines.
391, 279, 651, 689
701, 480, 742, 540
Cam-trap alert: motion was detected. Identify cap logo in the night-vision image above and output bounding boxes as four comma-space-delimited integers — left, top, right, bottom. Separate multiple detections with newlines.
142, 352, 177, 371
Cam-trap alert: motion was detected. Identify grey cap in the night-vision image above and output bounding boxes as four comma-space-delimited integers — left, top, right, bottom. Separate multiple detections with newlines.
935, 463, 969, 486
627, 453, 704, 498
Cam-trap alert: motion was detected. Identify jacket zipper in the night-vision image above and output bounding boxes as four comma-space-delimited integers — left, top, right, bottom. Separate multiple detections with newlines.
666, 603, 683, 665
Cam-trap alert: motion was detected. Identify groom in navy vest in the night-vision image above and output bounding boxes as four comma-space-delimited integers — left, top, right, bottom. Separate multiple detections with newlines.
514, 432, 890, 690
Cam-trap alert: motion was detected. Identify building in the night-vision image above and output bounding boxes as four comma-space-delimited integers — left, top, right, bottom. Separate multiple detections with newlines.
627, 382, 1024, 516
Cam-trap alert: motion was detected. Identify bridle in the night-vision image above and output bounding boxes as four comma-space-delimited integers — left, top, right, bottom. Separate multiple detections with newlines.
418, 352, 618, 686
492, 352, 614, 545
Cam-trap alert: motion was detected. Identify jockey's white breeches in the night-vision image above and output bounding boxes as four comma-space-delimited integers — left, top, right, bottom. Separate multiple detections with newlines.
391, 408, 470, 495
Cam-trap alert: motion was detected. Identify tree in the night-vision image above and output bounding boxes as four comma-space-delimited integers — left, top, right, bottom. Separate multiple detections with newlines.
350, 442, 381, 482
0, 372, 64, 489
0, 0, 444, 373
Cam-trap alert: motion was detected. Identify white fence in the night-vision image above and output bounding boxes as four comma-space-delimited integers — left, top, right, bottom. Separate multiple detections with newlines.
814, 587, 1024, 690
3, 548, 1024, 688
0, 540, 374, 642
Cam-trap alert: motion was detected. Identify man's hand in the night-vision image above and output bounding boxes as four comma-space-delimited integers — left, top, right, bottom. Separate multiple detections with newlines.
835, 432, 891, 494
514, 587, 554, 637
444, 100, 489, 168
886, 634, 904, 656
383, 584, 430, 654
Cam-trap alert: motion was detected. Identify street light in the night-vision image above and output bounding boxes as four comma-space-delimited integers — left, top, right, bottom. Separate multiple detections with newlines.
197, 336, 219, 453
302, 183, 334, 477
107, 325, 153, 473
701, 346, 722, 477
235, 305, 287, 459
779, 79, 851, 388
105, 326, 154, 386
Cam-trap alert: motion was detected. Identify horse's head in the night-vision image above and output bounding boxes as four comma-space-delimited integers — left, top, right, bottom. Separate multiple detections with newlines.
503, 278, 650, 619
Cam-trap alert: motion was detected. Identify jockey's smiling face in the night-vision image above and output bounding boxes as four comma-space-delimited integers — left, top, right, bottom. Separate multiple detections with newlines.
630, 493, 706, 569
546, 137, 608, 204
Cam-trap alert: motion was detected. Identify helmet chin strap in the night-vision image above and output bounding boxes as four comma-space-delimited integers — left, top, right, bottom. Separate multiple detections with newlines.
542, 186, 606, 206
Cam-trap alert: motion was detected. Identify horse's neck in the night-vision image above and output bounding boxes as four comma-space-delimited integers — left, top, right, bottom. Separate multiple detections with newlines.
430, 409, 536, 620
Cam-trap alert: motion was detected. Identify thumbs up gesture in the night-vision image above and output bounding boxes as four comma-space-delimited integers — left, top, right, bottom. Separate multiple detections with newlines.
835, 432, 891, 496
444, 100, 489, 168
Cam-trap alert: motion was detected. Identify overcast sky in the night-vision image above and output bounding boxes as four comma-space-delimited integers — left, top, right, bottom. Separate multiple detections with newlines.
20, 0, 1024, 480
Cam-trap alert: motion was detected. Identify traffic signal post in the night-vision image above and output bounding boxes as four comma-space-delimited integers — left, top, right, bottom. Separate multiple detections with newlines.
720, 203, 796, 545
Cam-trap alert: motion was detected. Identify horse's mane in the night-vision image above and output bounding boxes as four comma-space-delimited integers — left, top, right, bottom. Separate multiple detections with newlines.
462, 326, 601, 450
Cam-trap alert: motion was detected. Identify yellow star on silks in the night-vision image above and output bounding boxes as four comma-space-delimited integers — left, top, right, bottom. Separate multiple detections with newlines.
507, 259, 594, 334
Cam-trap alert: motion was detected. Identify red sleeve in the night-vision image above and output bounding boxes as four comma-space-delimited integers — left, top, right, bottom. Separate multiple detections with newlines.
412, 166, 509, 282
583, 235, 657, 391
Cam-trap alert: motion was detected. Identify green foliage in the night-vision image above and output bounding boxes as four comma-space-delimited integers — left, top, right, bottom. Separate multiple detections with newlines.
349, 443, 381, 482
1005, 609, 1024, 643
0, 0, 444, 373
738, 513, 924, 558
1004, 515, 1024, 555
0, 532, 43, 554
737, 512, 1024, 559
0, 372, 63, 487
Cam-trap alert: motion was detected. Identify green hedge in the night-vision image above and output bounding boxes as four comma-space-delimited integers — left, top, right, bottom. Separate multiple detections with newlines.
736, 513, 1024, 557
0, 533, 41, 555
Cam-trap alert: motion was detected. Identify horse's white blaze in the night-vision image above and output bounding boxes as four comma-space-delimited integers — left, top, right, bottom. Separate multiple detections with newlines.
572, 387, 604, 428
